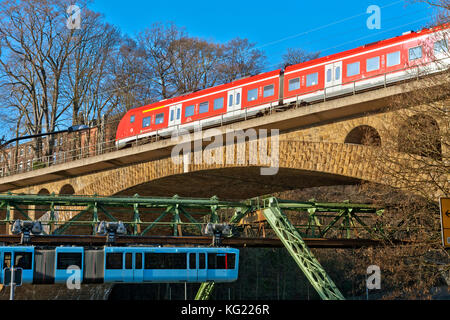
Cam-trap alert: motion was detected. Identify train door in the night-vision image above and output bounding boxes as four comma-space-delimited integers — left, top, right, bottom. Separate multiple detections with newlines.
325, 61, 342, 94
169, 104, 182, 128
123, 252, 133, 282
186, 253, 197, 281
197, 252, 207, 282
227, 88, 242, 113
133, 252, 143, 282
1, 251, 11, 284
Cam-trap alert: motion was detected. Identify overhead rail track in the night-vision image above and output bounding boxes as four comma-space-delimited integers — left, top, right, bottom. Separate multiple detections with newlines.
0, 193, 393, 300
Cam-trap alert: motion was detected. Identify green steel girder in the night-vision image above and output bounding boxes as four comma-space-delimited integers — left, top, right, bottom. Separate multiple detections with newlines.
195, 282, 215, 300
262, 198, 345, 300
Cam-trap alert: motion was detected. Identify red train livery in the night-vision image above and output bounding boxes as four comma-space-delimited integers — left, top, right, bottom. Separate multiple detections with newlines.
116, 24, 450, 148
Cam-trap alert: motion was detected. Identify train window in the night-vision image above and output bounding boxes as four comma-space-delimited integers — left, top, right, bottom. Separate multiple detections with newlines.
199, 102, 209, 114
15, 252, 32, 270
106, 253, 123, 269
306, 73, 318, 87
185, 105, 195, 117
434, 39, 448, 55
228, 94, 233, 107
125, 253, 132, 269
346, 62, 360, 77
57, 253, 82, 270
3, 252, 11, 269
207, 253, 226, 269
142, 116, 151, 128
189, 253, 196, 269
326, 69, 332, 82
170, 110, 174, 121
263, 84, 274, 98
214, 97, 224, 110
236, 92, 241, 105
199, 253, 205, 269
144, 253, 187, 269
366, 56, 380, 72
227, 253, 236, 269
177, 108, 181, 120
335, 66, 341, 80
130, 115, 135, 123
409, 46, 422, 61
247, 88, 258, 101
387, 51, 400, 67
136, 253, 142, 270
288, 78, 300, 91
155, 113, 164, 124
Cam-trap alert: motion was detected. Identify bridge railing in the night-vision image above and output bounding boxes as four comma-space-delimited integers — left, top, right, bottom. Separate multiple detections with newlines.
0, 57, 447, 179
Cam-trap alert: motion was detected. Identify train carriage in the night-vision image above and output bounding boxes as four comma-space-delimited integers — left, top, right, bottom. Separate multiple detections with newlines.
116, 24, 450, 148
115, 70, 281, 148
0, 245, 239, 285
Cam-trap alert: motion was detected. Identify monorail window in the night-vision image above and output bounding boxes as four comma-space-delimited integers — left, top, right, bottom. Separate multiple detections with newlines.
306, 73, 318, 87
185, 105, 195, 117
247, 88, 258, 101
130, 115, 135, 123
434, 39, 448, 55
57, 253, 82, 270
144, 252, 187, 269
288, 78, 300, 91
125, 253, 132, 269
155, 113, 164, 124
142, 116, 151, 128
409, 46, 422, 61
208, 253, 225, 269
199, 253, 205, 269
387, 51, 400, 67
136, 253, 142, 269
106, 253, 123, 269
15, 252, 32, 269
189, 253, 196, 269
263, 84, 274, 98
207, 253, 236, 269
214, 97, 224, 110
199, 102, 209, 114
346, 62, 360, 77
366, 56, 380, 72
3, 252, 11, 268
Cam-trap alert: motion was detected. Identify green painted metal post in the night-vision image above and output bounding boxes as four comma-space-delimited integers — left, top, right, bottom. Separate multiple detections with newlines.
195, 282, 215, 300
262, 197, 345, 300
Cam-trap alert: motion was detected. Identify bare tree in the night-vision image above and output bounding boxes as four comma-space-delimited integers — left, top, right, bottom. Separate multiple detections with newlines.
280, 48, 320, 69
215, 38, 266, 84
0, 0, 91, 160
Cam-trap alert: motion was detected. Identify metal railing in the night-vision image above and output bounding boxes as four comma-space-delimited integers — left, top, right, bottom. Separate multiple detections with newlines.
0, 56, 447, 178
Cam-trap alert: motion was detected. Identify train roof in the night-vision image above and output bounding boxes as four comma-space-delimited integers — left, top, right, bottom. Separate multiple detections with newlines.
127, 69, 281, 114
284, 23, 449, 73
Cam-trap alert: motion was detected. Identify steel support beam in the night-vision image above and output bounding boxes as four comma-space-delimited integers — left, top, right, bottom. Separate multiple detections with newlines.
262, 197, 345, 300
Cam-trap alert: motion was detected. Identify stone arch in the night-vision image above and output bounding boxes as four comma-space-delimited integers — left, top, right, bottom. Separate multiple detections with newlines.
59, 184, 75, 195
398, 114, 442, 160
35, 188, 51, 220
344, 125, 381, 147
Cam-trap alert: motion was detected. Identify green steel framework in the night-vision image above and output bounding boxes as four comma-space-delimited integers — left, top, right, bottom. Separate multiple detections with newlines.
0, 193, 385, 300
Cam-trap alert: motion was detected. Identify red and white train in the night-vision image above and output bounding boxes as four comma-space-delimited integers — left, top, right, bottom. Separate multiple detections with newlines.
116, 24, 450, 147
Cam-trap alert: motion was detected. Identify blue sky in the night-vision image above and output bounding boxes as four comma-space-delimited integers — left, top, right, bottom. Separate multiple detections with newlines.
89, 0, 435, 68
